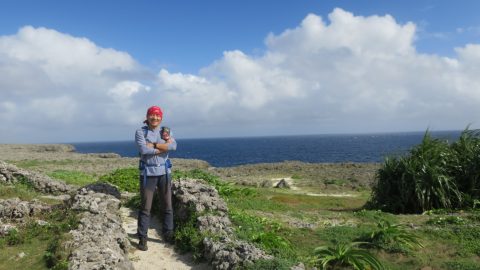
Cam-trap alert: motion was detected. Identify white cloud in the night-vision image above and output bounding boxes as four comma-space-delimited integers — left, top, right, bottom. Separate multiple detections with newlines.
1, 8, 480, 142
153, 8, 480, 136
0, 26, 149, 141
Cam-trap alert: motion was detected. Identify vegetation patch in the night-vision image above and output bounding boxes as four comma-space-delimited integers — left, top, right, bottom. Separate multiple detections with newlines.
99, 167, 139, 192
362, 220, 423, 253
0, 183, 39, 201
313, 242, 385, 270
47, 170, 96, 186
0, 207, 78, 270
369, 128, 480, 214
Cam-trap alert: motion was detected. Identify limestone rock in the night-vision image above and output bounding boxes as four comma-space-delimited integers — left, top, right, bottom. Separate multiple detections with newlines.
65, 184, 133, 270
275, 179, 290, 188
0, 160, 76, 194
0, 198, 51, 220
173, 178, 273, 269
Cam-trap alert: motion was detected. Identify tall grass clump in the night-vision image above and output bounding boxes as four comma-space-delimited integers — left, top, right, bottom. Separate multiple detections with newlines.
369, 128, 480, 213
448, 129, 480, 206
369, 132, 460, 213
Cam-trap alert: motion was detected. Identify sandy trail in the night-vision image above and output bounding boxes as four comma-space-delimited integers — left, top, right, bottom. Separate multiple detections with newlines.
120, 207, 210, 270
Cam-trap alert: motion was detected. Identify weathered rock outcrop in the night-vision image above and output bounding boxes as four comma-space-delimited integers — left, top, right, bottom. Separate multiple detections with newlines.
0, 197, 52, 221
0, 160, 76, 194
65, 184, 133, 270
173, 178, 273, 270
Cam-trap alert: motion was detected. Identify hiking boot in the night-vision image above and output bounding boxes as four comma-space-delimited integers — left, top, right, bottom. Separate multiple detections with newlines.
162, 231, 175, 244
138, 237, 148, 251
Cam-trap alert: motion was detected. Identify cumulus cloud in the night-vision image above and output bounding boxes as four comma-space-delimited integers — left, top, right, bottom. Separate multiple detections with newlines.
154, 8, 480, 136
1, 8, 480, 142
0, 26, 151, 141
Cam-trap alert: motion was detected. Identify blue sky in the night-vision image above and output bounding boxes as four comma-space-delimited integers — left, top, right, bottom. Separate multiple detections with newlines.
2, 0, 479, 72
1, 1, 480, 142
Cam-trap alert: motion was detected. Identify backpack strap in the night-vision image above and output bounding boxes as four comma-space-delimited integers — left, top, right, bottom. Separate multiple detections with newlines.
139, 126, 172, 185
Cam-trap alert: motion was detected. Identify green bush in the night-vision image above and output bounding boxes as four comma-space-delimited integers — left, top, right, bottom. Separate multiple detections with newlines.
426, 216, 466, 226
173, 208, 205, 259
443, 260, 480, 270
5, 229, 23, 245
244, 258, 293, 270
448, 129, 480, 207
48, 170, 96, 186
230, 210, 294, 257
365, 220, 423, 252
99, 168, 139, 192
368, 130, 480, 213
313, 242, 385, 270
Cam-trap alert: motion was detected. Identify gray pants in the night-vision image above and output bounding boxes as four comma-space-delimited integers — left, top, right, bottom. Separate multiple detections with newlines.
137, 174, 173, 238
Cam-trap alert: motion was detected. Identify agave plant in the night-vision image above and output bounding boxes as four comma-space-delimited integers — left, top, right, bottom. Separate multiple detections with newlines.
369, 220, 423, 251
314, 242, 385, 270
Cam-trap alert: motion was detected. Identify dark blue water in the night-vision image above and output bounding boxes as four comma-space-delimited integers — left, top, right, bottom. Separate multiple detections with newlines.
71, 131, 461, 167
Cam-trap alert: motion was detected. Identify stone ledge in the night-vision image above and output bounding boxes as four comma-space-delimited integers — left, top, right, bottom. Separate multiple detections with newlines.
173, 178, 273, 270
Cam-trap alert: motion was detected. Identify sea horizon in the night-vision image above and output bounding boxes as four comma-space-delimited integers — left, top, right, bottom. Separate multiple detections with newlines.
64, 128, 465, 145
69, 130, 464, 167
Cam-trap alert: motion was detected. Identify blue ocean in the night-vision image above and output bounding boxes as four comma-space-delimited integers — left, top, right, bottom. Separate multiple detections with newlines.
70, 131, 461, 167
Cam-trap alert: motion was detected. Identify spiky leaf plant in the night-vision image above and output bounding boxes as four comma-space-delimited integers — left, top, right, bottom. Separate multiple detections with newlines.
369, 131, 462, 213
314, 242, 385, 270
449, 128, 480, 206
368, 220, 423, 251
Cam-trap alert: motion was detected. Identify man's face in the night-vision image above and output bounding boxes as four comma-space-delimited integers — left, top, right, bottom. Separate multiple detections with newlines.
147, 114, 162, 128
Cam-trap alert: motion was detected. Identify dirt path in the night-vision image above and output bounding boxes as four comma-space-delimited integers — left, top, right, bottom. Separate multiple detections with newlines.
120, 207, 210, 270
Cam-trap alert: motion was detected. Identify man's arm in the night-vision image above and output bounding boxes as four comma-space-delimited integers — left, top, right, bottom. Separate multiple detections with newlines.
135, 129, 159, 155
153, 138, 177, 153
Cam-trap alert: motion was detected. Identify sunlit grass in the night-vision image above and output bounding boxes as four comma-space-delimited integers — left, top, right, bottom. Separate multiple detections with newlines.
47, 170, 96, 186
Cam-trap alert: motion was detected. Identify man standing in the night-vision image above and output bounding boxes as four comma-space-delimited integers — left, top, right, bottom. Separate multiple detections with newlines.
135, 105, 177, 251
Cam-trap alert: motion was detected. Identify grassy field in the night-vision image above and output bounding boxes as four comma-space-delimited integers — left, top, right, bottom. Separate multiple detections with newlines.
2, 152, 480, 269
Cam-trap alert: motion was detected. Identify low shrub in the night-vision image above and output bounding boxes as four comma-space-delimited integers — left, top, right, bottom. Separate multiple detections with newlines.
48, 170, 96, 186
426, 216, 467, 226
368, 129, 480, 214
99, 167, 139, 192
313, 242, 385, 270
364, 220, 423, 252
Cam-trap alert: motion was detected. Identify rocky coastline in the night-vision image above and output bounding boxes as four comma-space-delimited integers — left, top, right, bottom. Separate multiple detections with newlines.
0, 144, 379, 269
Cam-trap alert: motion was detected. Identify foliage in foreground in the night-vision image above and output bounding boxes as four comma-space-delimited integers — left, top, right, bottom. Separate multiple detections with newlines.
99, 167, 139, 192
0, 207, 78, 270
365, 220, 423, 252
47, 170, 96, 186
313, 242, 385, 270
369, 128, 480, 213
174, 169, 256, 198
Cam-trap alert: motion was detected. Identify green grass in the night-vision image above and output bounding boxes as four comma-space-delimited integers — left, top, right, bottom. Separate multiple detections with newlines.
4, 161, 480, 269
47, 170, 96, 186
313, 242, 385, 270
0, 183, 39, 201
0, 182, 59, 204
11, 159, 82, 169
99, 167, 139, 192
370, 128, 480, 214
0, 207, 78, 270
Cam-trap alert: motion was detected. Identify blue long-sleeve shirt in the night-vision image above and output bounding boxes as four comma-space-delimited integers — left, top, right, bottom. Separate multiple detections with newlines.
135, 126, 177, 176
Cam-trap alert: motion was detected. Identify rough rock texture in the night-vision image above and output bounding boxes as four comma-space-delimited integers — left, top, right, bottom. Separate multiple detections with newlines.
173, 178, 273, 270
82, 182, 122, 199
0, 198, 51, 221
0, 222, 16, 236
0, 160, 76, 194
275, 179, 290, 188
65, 184, 133, 270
